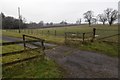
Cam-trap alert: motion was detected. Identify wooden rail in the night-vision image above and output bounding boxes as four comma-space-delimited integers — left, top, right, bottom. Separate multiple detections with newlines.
64, 28, 119, 44
23, 34, 45, 50
1, 48, 41, 57
1, 40, 40, 46
1, 34, 45, 66
2, 55, 42, 66
65, 31, 94, 44
97, 34, 120, 40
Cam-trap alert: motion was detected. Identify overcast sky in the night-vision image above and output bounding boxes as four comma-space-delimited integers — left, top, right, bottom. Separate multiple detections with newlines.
0, 0, 119, 23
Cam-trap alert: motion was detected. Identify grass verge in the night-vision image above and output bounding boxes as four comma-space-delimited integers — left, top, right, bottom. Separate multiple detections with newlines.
66, 41, 118, 57
1, 40, 63, 78
2, 31, 65, 45
2, 57, 63, 78
2, 44, 24, 54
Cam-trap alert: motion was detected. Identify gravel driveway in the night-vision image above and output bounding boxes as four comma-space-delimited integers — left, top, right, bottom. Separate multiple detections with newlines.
45, 46, 118, 78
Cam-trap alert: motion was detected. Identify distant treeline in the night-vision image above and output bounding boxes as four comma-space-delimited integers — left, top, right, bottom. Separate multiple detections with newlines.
1, 13, 69, 29
0, 13, 84, 29
1, 13, 27, 29
1, 8, 118, 29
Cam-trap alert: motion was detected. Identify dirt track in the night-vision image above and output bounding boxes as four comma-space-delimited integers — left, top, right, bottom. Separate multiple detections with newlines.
45, 46, 118, 78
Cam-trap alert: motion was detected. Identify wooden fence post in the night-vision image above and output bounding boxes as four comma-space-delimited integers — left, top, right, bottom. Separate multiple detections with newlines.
24, 30, 25, 33
47, 30, 49, 35
29, 29, 31, 34
77, 32, 79, 37
92, 28, 96, 42
28, 30, 29, 34
23, 35, 26, 50
31, 29, 32, 34
37, 30, 38, 34
65, 32, 67, 44
55, 30, 56, 36
83, 33, 85, 43
93, 28, 96, 38
29, 29, 30, 34
30, 29, 31, 34
42, 30, 43, 35
41, 40, 45, 59
41, 40, 45, 51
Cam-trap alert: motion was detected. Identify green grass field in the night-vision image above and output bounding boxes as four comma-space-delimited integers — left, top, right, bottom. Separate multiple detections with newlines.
2, 44, 24, 54
4, 24, 118, 37
1, 41, 63, 78
3, 24, 118, 44
79, 42, 118, 57
2, 51, 63, 78
2, 24, 119, 57
3, 58, 63, 78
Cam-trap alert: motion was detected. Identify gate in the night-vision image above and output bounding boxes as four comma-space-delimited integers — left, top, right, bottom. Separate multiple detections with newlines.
1, 35, 45, 66
65, 28, 96, 44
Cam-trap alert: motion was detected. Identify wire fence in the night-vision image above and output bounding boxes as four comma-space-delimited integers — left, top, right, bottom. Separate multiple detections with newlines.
95, 29, 119, 43
65, 31, 94, 44
5, 29, 66, 37
4, 28, 119, 43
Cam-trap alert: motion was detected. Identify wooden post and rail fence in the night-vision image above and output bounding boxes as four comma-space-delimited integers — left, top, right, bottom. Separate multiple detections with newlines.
65, 28, 96, 44
0, 35, 45, 66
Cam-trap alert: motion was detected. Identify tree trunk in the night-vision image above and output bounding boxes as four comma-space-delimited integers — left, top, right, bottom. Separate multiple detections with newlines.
88, 20, 91, 27
103, 22, 105, 25
109, 21, 112, 26
109, 18, 113, 26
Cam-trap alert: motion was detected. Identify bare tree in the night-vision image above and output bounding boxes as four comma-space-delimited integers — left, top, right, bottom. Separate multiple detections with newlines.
104, 8, 118, 26
98, 13, 107, 25
76, 18, 81, 24
91, 17, 97, 24
83, 11, 94, 26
